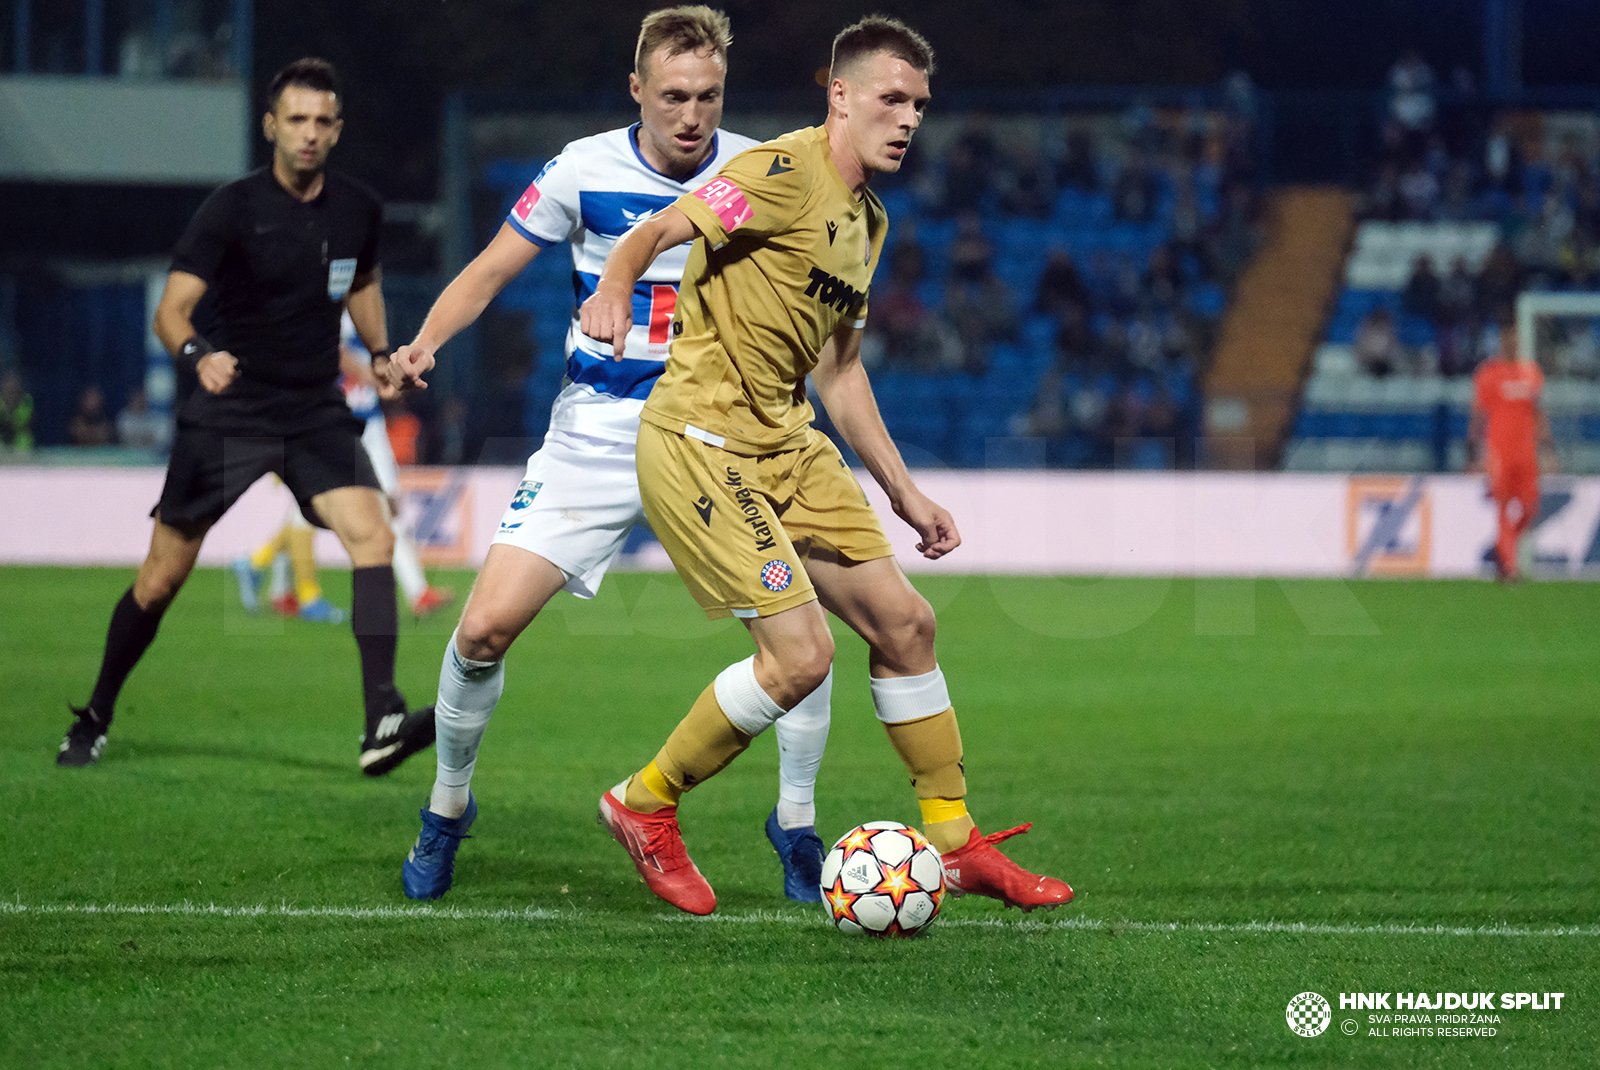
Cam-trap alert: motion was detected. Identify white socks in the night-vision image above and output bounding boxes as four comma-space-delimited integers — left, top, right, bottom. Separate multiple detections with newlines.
773, 668, 832, 829
430, 630, 503, 818
392, 529, 427, 606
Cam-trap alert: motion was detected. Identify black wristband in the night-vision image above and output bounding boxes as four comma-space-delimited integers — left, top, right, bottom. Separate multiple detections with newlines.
369, 348, 391, 362
179, 334, 214, 369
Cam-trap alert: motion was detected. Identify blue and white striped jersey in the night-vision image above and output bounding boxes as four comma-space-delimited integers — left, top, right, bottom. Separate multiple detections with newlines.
339, 311, 382, 423
507, 123, 759, 445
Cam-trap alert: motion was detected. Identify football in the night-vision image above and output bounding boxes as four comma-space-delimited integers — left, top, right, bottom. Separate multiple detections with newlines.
819, 821, 946, 937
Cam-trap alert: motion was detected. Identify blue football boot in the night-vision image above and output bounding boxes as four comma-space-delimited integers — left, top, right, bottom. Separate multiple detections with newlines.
297, 597, 346, 624
403, 793, 477, 900
765, 807, 825, 903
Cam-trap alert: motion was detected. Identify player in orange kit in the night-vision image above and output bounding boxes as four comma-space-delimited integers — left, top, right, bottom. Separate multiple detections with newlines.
1469, 333, 1556, 582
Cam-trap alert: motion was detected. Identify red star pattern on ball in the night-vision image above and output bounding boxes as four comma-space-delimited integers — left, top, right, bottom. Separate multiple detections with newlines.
837, 828, 876, 855
824, 877, 859, 923
873, 859, 918, 908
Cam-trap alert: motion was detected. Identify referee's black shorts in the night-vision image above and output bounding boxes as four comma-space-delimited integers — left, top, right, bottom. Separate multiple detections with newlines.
153, 418, 381, 531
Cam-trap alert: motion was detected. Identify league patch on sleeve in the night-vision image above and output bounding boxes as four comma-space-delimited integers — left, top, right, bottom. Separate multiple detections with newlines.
513, 181, 541, 221
694, 178, 752, 234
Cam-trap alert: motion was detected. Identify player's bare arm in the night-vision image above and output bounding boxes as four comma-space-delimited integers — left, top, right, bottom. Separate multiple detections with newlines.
579, 205, 698, 360
153, 270, 238, 396
344, 268, 394, 398
811, 323, 960, 559
390, 223, 544, 393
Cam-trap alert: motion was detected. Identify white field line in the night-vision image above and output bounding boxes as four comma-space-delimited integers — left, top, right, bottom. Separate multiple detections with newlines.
2, 900, 1596, 938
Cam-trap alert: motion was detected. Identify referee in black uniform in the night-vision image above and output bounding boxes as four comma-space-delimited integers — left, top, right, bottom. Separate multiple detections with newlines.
58, 58, 434, 776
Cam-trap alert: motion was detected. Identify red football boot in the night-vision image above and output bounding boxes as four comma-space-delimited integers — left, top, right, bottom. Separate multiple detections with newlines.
411, 585, 456, 618
940, 823, 1074, 912
598, 789, 716, 915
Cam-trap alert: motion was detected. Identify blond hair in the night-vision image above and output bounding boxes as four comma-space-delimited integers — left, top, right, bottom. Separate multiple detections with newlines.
635, 6, 732, 82
829, 15, 936, 81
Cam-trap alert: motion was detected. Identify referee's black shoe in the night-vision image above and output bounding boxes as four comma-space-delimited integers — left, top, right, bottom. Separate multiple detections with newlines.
58, 705, 109, 767
359, 685, 436, 777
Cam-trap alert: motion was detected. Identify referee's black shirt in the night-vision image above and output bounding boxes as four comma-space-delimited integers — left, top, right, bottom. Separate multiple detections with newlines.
171, 166, 382, 435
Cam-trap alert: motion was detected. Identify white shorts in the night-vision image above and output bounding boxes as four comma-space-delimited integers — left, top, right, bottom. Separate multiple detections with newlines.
490, 434, 645, 599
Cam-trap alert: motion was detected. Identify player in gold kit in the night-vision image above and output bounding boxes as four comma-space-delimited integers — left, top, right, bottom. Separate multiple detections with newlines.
573, 16, 1075, 916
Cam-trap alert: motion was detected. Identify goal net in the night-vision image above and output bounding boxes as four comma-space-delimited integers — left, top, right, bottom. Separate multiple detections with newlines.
1516, 291, 1600, 474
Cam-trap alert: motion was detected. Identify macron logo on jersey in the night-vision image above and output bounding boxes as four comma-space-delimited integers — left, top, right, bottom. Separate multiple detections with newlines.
695, 178, 752, 233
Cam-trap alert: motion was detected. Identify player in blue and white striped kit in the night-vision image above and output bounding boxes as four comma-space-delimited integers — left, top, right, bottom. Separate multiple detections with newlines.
387, 7, 833, 903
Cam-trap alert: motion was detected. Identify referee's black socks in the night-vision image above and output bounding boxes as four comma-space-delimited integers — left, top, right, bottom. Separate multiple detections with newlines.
351, 565, 400, 715
88, 587, 168, 724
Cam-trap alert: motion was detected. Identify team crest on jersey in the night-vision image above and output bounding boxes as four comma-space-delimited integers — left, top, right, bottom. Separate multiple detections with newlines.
327, 258, 357, 300
759, 559, 793, 592
508, 480, 543, 511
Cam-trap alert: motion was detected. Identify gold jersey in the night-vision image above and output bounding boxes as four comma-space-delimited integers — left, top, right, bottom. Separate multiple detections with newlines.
640, 125, 888, 456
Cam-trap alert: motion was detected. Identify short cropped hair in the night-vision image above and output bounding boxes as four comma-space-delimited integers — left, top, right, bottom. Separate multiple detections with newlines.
635, 6, 733, 82
829, 15, 936, 81
267, 58, 341, 113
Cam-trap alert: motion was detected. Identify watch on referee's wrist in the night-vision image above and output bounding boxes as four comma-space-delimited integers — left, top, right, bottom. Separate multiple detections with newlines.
179, 334, 215, 370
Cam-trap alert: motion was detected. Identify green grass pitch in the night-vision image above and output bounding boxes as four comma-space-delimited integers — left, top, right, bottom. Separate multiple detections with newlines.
2, 566, 1597, 1068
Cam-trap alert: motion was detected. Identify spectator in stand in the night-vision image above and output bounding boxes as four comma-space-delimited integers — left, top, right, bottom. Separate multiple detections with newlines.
1034, 249, 1091, 323
1354, 307, 1403, 378
937, 115, 998, 217
1366, 162, 1405, 222
1021, 366, 1069, 440
998, 143, 1054, 219
1398, 161, 1441, 220
1108, 251, 1143, 317
1437, 159, 1477, 220
1477, 242, 1522, 324
1559, 229, 1600, 289
1401, 254, 1441, 322
1437, 255, 1478, 322
1209, 182, 1261, 284
947, 211, 994, 284
1169, 179, 1206, 269
870, 223, 963, 374
115, 387, 172, 453
1387, 50, 1437, 147
887, 221, 927, 286
1481, 116, 1523, 205
1113, 149, 1158, 223
1574, 178, 1600, 245
1126, 306, 1165, 374
1142, 243, 1183, 313
0, 370, 33, 452
1435, 255, 1481, 376
946, 263, 1016, 377
1096, 320, 1133, 376
1051, 123, 1100, 193
1052, 308, 1096, 371
67, 385, 114, 446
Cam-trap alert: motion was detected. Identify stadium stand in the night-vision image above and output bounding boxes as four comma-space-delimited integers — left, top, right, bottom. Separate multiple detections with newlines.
1284, 68, 1600, 474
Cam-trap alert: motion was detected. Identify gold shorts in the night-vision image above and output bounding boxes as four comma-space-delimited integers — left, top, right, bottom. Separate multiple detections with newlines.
636, 421, 895, 619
